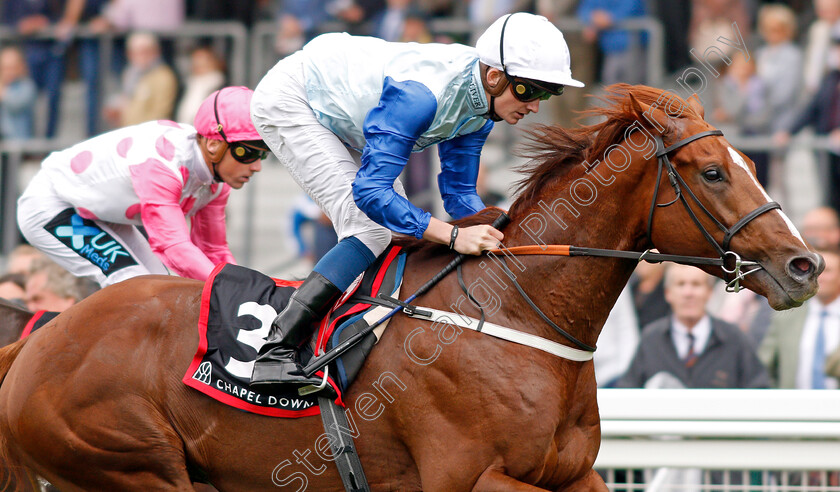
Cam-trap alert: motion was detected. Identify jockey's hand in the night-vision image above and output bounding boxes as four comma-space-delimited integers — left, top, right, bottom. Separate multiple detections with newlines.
453, 224, 503, 255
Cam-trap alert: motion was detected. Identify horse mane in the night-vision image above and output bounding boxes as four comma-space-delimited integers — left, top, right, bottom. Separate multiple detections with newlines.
391, 84, 699, 255
508, 83, 698, 218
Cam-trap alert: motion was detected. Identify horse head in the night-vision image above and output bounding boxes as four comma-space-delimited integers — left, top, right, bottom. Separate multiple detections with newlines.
507, 84, 819, 314
624, 85, 821, 309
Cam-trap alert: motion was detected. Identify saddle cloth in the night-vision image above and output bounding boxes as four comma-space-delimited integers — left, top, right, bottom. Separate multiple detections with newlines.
182, 245, 406, 418
21, 310, 59, 338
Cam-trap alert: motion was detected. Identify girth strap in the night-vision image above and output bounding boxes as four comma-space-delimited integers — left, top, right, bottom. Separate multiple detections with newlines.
405, 306, 594, 361
318, 396, 370, 492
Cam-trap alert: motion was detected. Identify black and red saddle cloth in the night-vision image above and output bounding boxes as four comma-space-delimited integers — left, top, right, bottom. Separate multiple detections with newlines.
21, 310, 59, 338
182, 245, 407, 418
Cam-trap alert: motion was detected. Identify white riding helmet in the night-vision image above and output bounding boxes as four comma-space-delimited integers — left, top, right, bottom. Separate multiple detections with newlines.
476, 13, 584, 88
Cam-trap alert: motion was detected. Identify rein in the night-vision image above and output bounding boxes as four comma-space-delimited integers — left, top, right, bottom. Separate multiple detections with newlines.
491, 129, 780, 294
471, 129, 780, 355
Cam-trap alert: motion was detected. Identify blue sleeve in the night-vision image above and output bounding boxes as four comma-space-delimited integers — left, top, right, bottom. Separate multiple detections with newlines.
352, 77, 437, 239
437, 119, 492, 219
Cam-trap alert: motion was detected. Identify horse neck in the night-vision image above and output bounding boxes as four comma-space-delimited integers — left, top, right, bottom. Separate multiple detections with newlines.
490, 151, 656, 348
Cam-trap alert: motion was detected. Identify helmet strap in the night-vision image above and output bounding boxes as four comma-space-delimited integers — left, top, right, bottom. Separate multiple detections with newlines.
480, 63, 507, 122
199, 135, 226, 183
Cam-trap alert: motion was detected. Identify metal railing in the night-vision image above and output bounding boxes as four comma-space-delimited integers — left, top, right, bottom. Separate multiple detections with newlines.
597, 389, 840, 491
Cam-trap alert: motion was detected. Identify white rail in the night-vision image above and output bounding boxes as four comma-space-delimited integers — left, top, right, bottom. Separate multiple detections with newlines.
596, 389, 840, 470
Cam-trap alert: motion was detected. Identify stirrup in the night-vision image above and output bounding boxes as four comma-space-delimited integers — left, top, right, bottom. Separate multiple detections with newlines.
298, 366, 330, 396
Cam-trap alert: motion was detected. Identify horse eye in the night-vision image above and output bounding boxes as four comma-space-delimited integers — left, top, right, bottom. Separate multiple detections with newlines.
703, 168, 722, 182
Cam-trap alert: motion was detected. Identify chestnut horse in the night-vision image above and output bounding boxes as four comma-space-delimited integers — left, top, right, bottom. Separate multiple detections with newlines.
0, 85, 821, 491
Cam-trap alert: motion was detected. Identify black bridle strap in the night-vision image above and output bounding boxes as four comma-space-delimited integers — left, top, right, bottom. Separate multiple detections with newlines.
722, 201, 781, 251
649, 129, 781, 257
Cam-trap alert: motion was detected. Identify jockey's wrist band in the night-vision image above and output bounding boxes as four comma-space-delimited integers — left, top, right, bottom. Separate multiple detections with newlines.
449, 225, 459, 250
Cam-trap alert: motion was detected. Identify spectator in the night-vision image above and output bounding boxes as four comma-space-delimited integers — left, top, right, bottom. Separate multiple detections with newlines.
755, 4, 802, 134
689, 0, 750, 60
0, 46, 37, 140
273, 0, 335, 56
1, 0, 77, 138
175, 46, 226, 124
630, 261, 670, 330
188, 0, 264, 27
0, 273, 26, 306
800, 205, 840, 248
92, 0, 185, 32
63, 0, 110, 136
618, 263, 770, 389
775, 30, 840, 211
711, 55, 772, 185
593, 285, 640, 387
373, 0, 413, 42
759, 246, 840, 389
577, 0, 648, 85
802, 0, 840, 98
4, 244, 47, 276
103, 32, 178, 128
400, 7, 433, 43
648, 0, 692, 74
23, 257, 94, 312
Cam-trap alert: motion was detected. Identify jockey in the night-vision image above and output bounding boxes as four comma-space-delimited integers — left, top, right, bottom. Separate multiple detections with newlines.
17, 86, 269, 287
250, 13, 583, 388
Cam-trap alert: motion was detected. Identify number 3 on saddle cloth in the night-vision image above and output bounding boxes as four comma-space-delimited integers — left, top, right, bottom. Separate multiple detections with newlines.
182, 245, 407, 418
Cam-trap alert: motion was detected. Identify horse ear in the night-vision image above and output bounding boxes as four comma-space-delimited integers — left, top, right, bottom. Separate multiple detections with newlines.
628, 92, 669, 135
687, 94, 705, 119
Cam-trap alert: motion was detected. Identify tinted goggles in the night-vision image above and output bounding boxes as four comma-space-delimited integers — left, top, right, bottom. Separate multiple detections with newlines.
506, 75, 564, 102
229, 142, 269, 164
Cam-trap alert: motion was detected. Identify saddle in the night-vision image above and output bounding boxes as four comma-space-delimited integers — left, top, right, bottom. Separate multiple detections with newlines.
182, 245, 406, 418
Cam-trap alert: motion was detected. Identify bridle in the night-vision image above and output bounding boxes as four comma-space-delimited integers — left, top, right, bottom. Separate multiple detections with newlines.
646, 129, 780, 290
480, 128, 782, 353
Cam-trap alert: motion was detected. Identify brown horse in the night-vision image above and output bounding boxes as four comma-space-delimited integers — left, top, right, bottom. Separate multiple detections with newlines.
0, 85, 821, 491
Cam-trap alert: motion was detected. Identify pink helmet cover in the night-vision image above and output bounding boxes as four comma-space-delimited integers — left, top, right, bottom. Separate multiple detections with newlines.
194, 86, 262, 142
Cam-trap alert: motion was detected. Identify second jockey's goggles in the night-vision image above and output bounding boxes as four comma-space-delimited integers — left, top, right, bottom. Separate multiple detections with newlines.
506, 75, 564, 102
213, 91, 269, 164
498, 14, 564, 102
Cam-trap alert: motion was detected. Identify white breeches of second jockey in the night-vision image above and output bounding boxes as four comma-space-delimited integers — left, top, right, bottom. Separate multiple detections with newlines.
17, 171, 168, 287
250, 52, 396, 258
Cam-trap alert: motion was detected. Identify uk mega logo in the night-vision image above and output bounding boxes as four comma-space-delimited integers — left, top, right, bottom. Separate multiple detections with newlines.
45, 208, 138, 275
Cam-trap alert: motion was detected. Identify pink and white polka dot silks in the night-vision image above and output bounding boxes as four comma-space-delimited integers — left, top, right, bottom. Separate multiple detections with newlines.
35, 120, 235, 280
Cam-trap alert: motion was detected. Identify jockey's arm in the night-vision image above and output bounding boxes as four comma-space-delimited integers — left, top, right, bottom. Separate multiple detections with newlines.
353, 78, 502, 254
437, 119, 492, 219
131, 161, 218, 280
352, 77, 437, 239
190, 185, 236, 266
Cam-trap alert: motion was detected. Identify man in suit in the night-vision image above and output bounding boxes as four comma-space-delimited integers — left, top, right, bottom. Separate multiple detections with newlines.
618, 263, 769, 389
759, 246, 840, 389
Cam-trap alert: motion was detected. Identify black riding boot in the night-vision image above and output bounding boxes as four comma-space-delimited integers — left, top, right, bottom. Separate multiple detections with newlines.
250, 271, 342, 387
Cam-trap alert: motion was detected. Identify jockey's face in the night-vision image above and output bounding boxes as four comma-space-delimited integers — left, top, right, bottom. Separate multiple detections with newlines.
202, 138, 263, 189
493, 85, 542, 125
217, 144, 263, 189
483, 67, 543, 125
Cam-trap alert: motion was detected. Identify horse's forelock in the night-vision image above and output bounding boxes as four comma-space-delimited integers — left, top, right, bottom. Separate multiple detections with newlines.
509, 85, 696, 218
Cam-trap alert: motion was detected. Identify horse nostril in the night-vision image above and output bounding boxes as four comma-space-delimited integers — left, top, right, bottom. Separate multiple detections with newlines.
788, 256, 816, 278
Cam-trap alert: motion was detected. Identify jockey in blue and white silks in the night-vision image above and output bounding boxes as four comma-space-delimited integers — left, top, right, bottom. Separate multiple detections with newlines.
250, 13, 584, 389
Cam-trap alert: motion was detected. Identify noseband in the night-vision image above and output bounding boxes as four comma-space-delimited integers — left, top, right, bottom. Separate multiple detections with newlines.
648, 129, 779, 291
